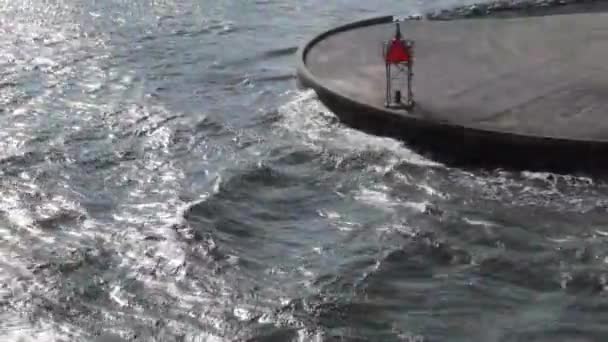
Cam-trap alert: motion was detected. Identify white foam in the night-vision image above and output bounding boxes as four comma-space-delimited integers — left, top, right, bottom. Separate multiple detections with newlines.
233, 306, 254, 321
0, 188, 35, 231
354, 188, 397, 212
109, 285, 128, 307
418, 183, 449, 199
317, 209, 340, 219
276, 90, 442, 168
403, 201, 429, 213
183, 331, 224, 342
297, 266, 315, 278
595, 230, 608, 237
463, 217, 498, 228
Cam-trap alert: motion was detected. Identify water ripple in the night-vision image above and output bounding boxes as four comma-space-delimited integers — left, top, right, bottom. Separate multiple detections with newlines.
3, 0, 608, 341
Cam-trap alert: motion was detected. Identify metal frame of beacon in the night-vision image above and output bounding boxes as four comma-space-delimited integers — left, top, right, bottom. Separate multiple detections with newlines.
383, 21, 414, 110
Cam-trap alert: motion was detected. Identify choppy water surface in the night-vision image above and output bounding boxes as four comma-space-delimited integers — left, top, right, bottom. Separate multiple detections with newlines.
2, 1, 608, 341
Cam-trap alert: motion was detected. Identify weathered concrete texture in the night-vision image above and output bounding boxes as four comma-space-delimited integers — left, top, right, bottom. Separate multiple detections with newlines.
298, 11, 608, 172
306, 12, 608, 141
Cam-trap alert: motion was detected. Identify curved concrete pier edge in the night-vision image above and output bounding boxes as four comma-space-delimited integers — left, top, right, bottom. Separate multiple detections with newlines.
296, 12, 608, 175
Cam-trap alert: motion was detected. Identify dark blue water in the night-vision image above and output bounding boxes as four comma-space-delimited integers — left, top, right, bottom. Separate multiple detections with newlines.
2, 1, 608, 341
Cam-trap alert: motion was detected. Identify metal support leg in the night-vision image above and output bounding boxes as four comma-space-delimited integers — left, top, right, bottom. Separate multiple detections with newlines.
407, 63, 414, 108
385, 63, 391, 107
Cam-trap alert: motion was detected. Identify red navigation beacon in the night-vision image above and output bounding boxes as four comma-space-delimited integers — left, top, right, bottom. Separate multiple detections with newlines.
383, 22, 414, 109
